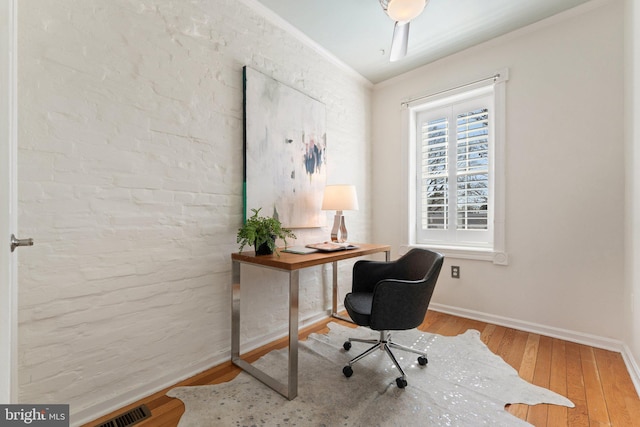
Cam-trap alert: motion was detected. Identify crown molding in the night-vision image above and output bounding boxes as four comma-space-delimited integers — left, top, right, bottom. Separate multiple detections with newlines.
238, 0, 373, 88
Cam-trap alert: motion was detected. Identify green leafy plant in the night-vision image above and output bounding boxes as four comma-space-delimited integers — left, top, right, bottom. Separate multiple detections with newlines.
237, 208, 296, 255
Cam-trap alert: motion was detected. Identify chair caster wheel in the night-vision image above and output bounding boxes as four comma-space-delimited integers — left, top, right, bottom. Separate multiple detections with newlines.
396, 377, 407, 388
418, 356, 428, 366
343, 366, 353, 378
343, 341, 351, 351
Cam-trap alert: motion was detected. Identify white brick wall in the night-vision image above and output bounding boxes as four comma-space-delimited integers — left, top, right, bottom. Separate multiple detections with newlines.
17, 0, 372, 423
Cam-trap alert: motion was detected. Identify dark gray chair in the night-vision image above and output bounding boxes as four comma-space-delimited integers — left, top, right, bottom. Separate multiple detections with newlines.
341, 248, 444, 388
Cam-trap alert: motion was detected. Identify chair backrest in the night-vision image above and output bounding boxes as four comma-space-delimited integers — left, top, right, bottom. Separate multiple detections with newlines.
369, 249, 444, 331
391, 248, 444, 281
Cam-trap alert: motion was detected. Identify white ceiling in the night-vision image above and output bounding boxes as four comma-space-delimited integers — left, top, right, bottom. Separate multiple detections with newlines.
254, 0, 593, 84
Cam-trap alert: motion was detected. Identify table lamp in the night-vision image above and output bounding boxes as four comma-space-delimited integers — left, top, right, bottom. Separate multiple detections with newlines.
321, 185, 359, 243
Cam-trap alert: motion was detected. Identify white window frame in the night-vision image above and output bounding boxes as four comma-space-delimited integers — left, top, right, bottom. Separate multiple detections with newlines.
401, 70, 508, 264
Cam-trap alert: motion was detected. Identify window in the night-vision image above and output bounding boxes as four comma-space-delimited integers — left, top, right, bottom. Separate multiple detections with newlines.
416, 91, 493, 246
404, 72, 508, 263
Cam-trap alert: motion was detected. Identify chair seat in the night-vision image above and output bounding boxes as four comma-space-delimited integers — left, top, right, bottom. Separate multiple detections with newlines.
344, 292, 373, 326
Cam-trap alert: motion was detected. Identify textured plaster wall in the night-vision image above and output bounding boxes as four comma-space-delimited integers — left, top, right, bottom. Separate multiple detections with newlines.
17, 0, 371, 422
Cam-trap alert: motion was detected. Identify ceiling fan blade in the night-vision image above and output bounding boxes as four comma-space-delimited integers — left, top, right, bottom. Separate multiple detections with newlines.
390, 21, 410, 62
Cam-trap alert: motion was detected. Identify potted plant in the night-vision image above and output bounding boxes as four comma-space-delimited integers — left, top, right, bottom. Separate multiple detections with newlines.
237, 208, 296, 255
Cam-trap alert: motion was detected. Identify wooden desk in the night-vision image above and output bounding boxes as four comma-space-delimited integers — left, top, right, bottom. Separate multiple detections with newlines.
231, 243, 391, 400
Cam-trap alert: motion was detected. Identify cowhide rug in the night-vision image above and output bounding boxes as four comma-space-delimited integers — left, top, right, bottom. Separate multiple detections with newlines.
168, 322, 573, 426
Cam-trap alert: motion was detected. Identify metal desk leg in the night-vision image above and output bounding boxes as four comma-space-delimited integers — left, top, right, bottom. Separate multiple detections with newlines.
287, 270, 299, 399
231, 260, 241, 360
230, 262, 299, 400
331, 260, 353, 323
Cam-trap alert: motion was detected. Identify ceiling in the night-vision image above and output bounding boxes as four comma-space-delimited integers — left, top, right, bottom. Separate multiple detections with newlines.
254, 0, 593, 84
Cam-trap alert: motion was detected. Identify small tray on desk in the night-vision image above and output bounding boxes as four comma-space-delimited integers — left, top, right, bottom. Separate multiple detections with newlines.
281, 246, 319, 255
305, 242, 360, 252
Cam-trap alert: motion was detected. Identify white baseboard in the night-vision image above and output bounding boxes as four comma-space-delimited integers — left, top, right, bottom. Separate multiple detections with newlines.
429, 303, 623, 350
429, 303, 640, 398
71, 310, 331, 427
71, 352, 228, 427
239, 311, 331, 355
621, 343, 640, 399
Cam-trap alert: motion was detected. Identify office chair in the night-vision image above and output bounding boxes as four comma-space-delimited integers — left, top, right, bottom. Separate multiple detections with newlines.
341, 248, 444, 388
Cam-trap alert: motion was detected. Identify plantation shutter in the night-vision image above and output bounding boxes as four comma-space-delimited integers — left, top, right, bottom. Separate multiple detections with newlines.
415, 93, 493, 247
456, 108, 489, 231
420, 115, 449, 231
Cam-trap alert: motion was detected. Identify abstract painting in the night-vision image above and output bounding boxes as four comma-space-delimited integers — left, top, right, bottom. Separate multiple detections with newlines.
243, 66, 327, 228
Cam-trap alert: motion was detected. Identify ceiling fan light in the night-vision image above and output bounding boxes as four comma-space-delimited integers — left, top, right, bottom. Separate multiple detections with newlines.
387, 0, 426, 23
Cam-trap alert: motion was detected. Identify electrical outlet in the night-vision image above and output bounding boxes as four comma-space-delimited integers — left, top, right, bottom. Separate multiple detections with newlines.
451, 266, 460, 279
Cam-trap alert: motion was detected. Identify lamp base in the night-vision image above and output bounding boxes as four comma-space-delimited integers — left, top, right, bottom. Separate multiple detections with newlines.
330, 211, 348, 243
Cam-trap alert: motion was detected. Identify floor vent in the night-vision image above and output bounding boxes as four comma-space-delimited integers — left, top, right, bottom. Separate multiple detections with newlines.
96, 404, 151, 427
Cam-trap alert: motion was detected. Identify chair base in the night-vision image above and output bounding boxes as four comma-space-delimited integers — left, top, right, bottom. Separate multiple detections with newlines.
342, 330, 428, 388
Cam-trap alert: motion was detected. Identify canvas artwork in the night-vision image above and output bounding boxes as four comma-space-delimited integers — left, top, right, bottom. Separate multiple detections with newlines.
243, 66, 327, 228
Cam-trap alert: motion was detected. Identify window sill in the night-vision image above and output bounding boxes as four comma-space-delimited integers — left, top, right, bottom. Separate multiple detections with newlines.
402, 244, 508, 265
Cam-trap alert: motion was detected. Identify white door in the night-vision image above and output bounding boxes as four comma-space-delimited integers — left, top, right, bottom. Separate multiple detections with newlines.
0, 0, 18, 404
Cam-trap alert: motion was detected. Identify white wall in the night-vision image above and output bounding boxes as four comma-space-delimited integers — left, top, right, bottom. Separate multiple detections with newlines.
372, 1, 625, 341
0, 0, 18, 404
17, 0, 371, 422
625, 0, 640, 392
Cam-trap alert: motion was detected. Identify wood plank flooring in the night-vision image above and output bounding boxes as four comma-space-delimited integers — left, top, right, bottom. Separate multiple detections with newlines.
83, 311, 640, 427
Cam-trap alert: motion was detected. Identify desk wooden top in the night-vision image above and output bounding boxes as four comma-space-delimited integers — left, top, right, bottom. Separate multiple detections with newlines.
231, 243, 391, 271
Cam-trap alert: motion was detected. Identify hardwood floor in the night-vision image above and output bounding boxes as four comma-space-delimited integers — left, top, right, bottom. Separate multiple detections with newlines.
83, 311, 640, 427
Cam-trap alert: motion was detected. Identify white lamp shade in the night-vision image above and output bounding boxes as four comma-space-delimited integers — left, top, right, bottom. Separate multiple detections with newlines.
321, 185, 359, 211
387, 0, 427, 23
